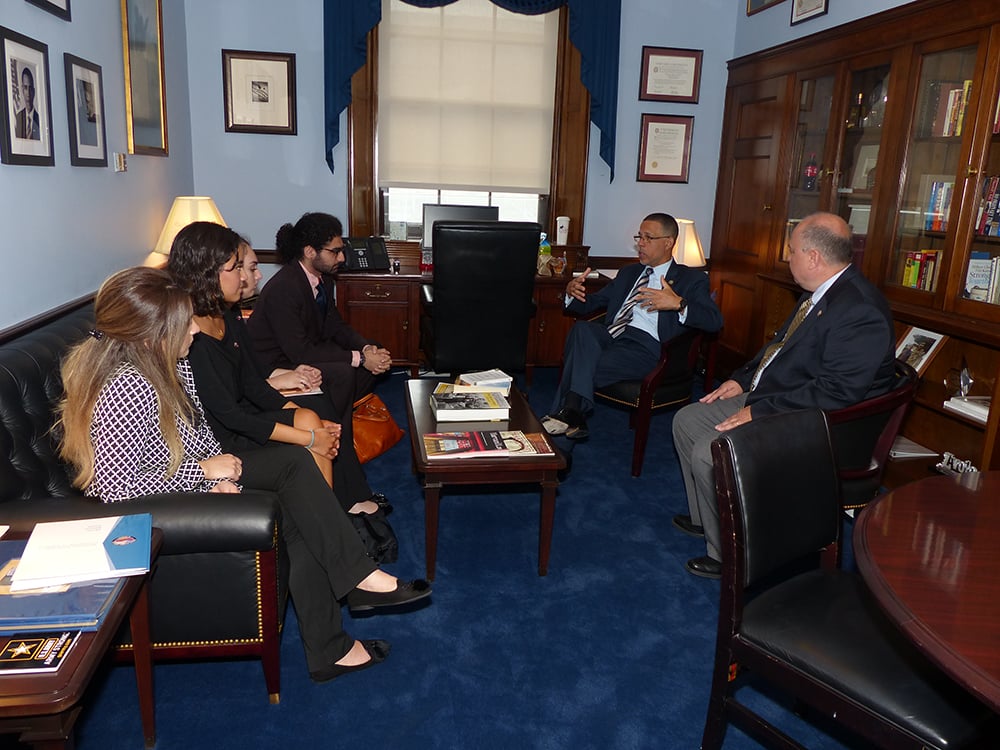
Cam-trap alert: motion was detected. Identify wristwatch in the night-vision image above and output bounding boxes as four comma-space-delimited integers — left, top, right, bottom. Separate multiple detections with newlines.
677, 297, 687, 313
358, 350, 367, 368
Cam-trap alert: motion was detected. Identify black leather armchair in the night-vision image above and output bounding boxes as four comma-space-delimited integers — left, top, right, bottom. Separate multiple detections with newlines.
0, 300, 289, 703
420, 220, 540, 376
701, 409, 994, 749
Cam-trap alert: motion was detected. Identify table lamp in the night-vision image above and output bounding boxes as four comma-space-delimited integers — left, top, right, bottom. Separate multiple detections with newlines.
674, 218, 706, 267
153, 196, 227, 256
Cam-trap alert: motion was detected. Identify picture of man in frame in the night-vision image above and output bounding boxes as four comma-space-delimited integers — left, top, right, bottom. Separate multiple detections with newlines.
76, 78, 98, 146
14, 62, 41, 141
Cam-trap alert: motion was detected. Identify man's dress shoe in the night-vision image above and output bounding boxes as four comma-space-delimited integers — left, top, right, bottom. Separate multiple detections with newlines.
685, 556, 722, 579
672, 514, 705, 538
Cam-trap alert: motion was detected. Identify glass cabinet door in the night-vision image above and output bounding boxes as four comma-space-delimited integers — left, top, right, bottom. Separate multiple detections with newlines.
783, 74, 836, 263
835, 64, 891, 270
958, 91, 1000, 310
890, 44, 978, 295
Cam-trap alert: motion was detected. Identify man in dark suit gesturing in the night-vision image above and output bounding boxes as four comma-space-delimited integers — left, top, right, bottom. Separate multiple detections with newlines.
673, 211, 896, 579
542, 212, 722, 439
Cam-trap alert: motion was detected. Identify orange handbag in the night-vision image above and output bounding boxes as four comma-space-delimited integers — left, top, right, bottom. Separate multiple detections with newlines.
352, 393, 405, 463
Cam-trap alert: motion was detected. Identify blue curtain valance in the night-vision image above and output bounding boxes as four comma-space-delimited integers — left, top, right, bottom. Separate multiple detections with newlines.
323, 0, 620, 179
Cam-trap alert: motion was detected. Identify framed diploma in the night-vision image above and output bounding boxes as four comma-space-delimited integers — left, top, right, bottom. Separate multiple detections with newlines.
639, 47, 702, 104
637, 113, 693, 183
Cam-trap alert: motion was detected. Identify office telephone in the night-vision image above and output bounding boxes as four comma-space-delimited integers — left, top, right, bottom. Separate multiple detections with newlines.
344, 236, 391, 272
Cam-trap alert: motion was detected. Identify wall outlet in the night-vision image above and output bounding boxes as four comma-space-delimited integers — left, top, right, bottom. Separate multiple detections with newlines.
113, 152, 127, 172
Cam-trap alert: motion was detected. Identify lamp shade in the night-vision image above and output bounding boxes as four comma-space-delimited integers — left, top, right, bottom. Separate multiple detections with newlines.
153, 196, 227, 254
674, 218, 706, 267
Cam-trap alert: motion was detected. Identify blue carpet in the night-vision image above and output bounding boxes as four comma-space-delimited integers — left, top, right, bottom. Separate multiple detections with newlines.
72, 367, 859, 750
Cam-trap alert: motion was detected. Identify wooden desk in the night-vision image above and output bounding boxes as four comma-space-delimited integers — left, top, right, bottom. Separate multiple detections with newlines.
854, 474, 1000, 712
335, 271, 608, 373
0, 528, 162, 748
404, 379, 567, 579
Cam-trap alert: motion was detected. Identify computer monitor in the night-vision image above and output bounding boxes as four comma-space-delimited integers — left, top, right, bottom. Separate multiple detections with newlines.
421, 204, 499, 249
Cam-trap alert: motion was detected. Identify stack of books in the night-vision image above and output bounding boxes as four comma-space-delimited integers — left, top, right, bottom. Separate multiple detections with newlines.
942, 396, 990, 424
457, 369, 513, 396
430, 386, 510, 422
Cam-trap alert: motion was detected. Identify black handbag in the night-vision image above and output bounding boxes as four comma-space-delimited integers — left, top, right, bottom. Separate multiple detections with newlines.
349, 508, 399, 564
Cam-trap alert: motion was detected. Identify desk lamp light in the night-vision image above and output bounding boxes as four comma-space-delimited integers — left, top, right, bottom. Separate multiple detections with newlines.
674, 218, 706, 268
153, 196, 227, 256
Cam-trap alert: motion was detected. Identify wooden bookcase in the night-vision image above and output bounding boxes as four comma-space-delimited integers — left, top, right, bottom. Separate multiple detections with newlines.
709, 0, 1000, 481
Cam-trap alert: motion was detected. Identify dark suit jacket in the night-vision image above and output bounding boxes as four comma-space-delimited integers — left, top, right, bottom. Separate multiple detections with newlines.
567, 261, 722, 343
246, 262, 373, 373
734, 265, 896, 418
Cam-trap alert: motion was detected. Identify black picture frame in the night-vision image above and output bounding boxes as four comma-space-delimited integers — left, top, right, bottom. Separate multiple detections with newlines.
25, 0, 71, 21
64, 53, 107, 167
791, 0, 829, 25
747, 0, 785, 16
0, 25, 54, 167
639, 46, 702, 104
222, 49, 297, 135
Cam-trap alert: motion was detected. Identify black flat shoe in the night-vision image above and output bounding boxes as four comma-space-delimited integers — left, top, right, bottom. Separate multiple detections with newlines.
370, 492, 393, 516
672, 514, 705, 538
685, 556, 722, 580
309, 639, 391, 683
346, 579, 432, 612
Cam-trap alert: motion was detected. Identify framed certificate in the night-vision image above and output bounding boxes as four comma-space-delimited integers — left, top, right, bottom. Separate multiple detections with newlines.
639, 47, 702, 104
637, 113, 693, 183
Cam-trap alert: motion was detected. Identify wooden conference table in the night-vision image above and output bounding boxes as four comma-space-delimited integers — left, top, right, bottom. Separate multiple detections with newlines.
854, 472, 1000, 712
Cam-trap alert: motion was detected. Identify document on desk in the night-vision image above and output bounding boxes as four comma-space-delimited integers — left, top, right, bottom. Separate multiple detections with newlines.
10, 514, 152, 592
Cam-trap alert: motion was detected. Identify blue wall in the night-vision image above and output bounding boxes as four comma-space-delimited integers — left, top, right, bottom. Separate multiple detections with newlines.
0, 0, 193, 330
0, 0, 917, 331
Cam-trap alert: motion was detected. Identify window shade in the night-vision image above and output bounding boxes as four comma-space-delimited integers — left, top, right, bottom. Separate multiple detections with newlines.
378, 0, 558, 193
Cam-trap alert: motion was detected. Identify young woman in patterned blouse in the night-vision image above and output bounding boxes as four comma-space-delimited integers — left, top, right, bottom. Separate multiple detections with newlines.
57, 267, 430, 682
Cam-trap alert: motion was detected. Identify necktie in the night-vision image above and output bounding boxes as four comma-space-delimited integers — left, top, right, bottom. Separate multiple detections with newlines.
608, 266, 653, 338
315, 282, 328, 319
750, 297, 814, 390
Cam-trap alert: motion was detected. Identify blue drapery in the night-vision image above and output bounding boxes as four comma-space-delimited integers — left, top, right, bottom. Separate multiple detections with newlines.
323, 0, 620, 179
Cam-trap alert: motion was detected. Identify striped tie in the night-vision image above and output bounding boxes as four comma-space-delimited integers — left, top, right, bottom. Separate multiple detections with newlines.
750, 297, 813, 390
608, 266, 653, 338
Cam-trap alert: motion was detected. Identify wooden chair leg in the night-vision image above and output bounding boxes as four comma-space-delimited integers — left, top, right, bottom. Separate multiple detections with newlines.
631, 405, 653, 477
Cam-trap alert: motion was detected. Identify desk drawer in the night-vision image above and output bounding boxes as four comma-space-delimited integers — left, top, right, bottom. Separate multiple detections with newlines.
343, 279, 410, 302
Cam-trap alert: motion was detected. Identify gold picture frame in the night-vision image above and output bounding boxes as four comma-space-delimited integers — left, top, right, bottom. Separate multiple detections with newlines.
121, 0, 167, 156
747, 0, 786, 16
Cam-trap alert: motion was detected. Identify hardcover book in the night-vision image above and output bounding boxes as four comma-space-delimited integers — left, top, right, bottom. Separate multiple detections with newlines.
0, 630, 81, 674
457, 369, 513, 395
429, 391, 510, 422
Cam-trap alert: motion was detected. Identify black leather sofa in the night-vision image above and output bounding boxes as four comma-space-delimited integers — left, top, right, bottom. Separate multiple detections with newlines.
0, 297, 289, 703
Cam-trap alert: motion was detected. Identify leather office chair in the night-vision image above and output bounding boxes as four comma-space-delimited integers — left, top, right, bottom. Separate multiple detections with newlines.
420, 220, 540, 376
594, 329, 704, 477
701, 409, 994, 750
825, 359, 918, 511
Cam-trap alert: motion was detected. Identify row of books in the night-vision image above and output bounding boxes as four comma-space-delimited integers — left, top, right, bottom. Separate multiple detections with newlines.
423, 430, 554, 460
920, 79, 972, 138
923, 180, 954, 232
974, 175, 1000, 236
899, 249, 940, 291
961, 250, 1000, 303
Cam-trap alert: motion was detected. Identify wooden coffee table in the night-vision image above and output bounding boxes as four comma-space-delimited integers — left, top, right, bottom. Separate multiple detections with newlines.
0, 528, 162, 749
405, 379, 567, 579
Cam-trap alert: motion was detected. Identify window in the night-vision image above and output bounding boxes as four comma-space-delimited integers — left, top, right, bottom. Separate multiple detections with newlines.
377, 0, 558, 232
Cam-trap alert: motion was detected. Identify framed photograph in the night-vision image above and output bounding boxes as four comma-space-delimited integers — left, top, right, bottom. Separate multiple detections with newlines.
222, 49, 297, 135
637, 113, 692, 183
63, 54, 107, 167
747, 0, 786, 16
895, 326, 947, 376
121, 0, 168, 156
849, 144, 879, 190
791, 0, 829, 25
639, 46, 702, 104
25, 0, 71, 21
0, 26, 54, 167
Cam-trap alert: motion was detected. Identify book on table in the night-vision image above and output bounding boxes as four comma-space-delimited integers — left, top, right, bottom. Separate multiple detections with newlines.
0, 630, 81, 674
10, 514, 152, 592
429, 390, 510, 422
457, 369, 513, 395
0, 540, 126, 632
501, 431, 555, 456
423, 430, 509, 459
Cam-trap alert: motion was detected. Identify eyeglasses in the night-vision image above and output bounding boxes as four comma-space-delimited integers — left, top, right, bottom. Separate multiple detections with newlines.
633, 233, 670, 243
319, 243, 345, 255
